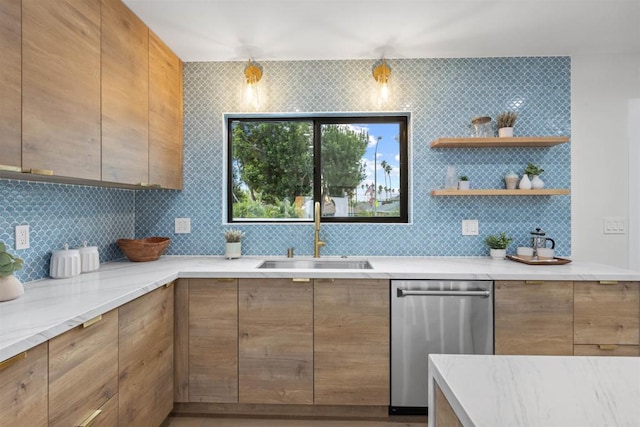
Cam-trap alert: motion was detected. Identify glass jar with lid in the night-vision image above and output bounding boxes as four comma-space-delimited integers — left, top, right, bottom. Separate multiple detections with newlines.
470, 116, 492, 137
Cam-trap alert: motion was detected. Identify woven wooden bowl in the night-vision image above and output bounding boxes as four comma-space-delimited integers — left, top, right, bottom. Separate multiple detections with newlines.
117, 237, 170, 262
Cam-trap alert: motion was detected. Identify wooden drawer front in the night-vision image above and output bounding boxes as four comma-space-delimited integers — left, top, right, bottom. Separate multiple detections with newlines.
0, 343, 48, 426
239, 278, 313, 404
574, 281, 640, 345
189, 278, 238, 403
574, 344, 640, 357
119, 285, 174, 426
49, 310, 118, 427
495, 281, 574, 355
314, 279, 390, 406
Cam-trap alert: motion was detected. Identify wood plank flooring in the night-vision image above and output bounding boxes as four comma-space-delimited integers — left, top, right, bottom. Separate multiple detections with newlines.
164, 415, 428, 426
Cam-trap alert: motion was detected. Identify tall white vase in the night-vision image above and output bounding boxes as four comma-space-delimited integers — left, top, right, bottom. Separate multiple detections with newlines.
0, 275, 24, 301
531, 175, 545, 189
519, 174, 532, 190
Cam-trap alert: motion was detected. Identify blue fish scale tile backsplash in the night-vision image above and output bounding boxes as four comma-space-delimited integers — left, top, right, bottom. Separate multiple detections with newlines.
1, 56, 571, 282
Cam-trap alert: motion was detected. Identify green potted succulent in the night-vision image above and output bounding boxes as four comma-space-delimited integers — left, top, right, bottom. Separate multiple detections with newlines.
223, 228, 245, 259
458, 175, 470, 190
484, 232, 513, 260
496, 111, 518, 137
0, 241, 25, 301
524, 162, 545, 189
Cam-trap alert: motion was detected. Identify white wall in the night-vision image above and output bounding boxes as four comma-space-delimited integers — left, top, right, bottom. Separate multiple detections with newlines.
571, 53, 640, 268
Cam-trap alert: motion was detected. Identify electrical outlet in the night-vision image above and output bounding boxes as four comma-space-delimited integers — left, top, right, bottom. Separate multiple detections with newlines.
603, 217, 625, 234
462, 219, 479, 236
15, 224, 30, 250
175, 218, 191, 234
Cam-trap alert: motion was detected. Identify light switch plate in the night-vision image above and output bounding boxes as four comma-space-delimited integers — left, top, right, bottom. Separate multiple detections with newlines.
603, 217, 625, 234
175, 218, 191, 234
462, 219, 479, 236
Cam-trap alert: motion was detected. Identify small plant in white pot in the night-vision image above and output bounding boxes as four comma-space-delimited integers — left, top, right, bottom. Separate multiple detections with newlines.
458, 175, 470, 190
496, 111, 518, 137
524, 162, 545, 189
0, 241, 25, 301
224, 229, 245, 259
484, 232, 513, 260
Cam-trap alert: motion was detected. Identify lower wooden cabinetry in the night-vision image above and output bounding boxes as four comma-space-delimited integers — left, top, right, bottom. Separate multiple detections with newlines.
119, 283, 174, 426
574, 344, 640, 357
495, 280, 574, 355
0, 343, 48, 426
48, 309, 119, 427
314, 279, 390, 405
433, 382, 463, 427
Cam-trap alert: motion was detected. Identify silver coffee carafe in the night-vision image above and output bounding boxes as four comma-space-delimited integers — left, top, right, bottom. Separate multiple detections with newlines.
530, 228, 555, 254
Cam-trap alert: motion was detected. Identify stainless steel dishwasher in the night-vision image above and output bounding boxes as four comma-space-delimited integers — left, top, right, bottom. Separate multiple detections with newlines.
390, 279, 494, 414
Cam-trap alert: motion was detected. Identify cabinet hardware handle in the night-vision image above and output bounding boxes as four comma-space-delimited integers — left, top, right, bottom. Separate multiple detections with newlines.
25, 168, 54, 176
216, 278, 236, 282
597, 344, 618, 351
82, 315, 102, 328
598, 281, 618, 285
138, 182, 162, 188
0, 164, 22, 172
292, 278, 310, 282
164, 281, 175, 288
525, 280, 545, 284
0, 351, 27, 371
315, 278, 335, 283
77, 409, 102, 427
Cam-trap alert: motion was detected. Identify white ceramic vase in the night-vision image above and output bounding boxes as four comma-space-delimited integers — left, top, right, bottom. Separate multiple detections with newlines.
504, 172, 519, 190
498, 127, 513, 137
519, 174, 532, 190
531, 175, 544, 189
225, 242, 242, 259
0, 275, 24, 301
490, 248, 506, 260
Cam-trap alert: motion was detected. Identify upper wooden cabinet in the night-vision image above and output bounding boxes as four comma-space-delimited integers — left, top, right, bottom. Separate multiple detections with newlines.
0, 0, 22, 172
495, 280, 574, 356
48, 310, 119, 427
101, 0, 149, 185
238, 278, 314, 405
0, 343, 48, 426
314, 279, 390, 406
149, 30, 183, 190
119, 283, 175, 426
22, 0, 102, 180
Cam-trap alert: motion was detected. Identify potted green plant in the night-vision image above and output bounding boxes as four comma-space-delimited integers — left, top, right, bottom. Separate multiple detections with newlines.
223, 228, 245, 259
524, 162, 545, 189
458, 175, 470, 190
496, 111, 518, 137
0, 241, 25, 301
484, 232, 513, 260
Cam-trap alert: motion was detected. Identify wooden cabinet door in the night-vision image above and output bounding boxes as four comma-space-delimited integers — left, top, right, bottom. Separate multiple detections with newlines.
119, 284, 174, 426
574, 281, 640, 345
238, 278, 313, 404
495, 280, 574, 355
22, 0, 101, 180
314, 279, 390, 405
0, 0, 22, 171
188, 278, 238, 403
49, 310, 119, 427
101, 0, 149, 185
149, 30, 183, 189
0, 343, 48, 426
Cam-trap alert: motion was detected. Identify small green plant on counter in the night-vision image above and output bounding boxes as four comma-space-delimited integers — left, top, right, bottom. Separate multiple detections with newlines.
0, 241, 24, 277
459, 175, 469, 181
524, 162, 544, 177
484, 232, 513, 250
223, 228, 245, 243
497, 111, 518, 128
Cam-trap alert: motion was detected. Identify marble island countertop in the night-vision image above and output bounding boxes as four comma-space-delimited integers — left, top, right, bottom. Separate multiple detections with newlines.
2, 255, 640, 362
428, 354, 640, 427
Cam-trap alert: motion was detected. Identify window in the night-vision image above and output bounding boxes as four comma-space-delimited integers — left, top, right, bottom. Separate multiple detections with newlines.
227, 115, 408, 223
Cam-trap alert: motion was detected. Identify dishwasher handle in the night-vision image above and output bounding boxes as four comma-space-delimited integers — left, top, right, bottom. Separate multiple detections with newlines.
396, 288, 491, 298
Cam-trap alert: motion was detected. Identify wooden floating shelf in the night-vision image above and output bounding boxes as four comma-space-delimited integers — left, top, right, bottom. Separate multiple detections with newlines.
431, 189, 571, 196
430, 136, 570, 148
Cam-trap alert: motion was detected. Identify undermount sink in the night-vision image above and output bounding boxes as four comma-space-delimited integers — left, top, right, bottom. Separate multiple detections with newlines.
257, 259, 373, 270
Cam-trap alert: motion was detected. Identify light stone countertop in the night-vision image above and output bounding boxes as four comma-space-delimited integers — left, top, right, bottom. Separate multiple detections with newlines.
1, 255, 640, 362
428, 354, 640, 427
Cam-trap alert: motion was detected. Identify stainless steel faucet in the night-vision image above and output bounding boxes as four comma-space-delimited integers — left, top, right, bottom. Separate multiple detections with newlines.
313, 201, 325, 258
